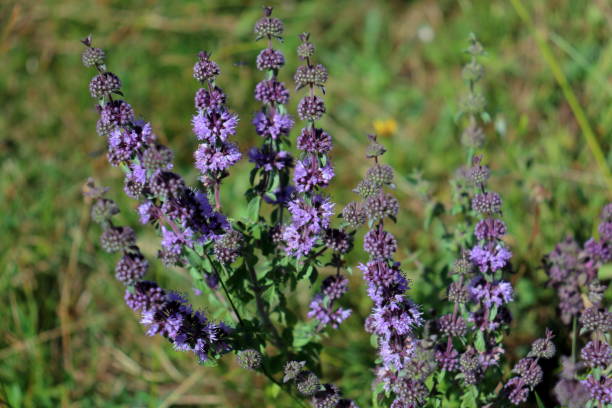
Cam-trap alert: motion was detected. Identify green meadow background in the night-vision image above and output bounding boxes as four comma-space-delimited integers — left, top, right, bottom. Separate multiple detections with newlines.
1, 0, 610, 406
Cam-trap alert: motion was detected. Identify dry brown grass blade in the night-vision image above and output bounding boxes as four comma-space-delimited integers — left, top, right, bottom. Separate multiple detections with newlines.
158, 368, 204, 408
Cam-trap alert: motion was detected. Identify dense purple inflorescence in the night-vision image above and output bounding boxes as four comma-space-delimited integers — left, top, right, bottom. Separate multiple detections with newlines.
503, 330, 555, 405
84, 178, 232, 362
280, 31, 335, 258
347, 134, 425, 406
191, 51, 242, 209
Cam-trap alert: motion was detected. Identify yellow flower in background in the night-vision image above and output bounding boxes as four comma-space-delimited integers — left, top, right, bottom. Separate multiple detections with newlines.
373, 118, 398, 137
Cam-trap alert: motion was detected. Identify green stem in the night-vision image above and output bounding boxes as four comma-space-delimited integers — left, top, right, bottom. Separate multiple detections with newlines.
571, 316, 577, 365
206, 253, 244, 326
246, 262, 285, 350
261, 366, 308, 408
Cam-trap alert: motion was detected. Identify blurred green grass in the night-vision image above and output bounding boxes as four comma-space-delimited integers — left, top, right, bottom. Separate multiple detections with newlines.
1, 0, 611, 406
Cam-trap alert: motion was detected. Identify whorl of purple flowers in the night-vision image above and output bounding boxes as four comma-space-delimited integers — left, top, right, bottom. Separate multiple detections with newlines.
128, 281, 232, 362
307, 275, 352, 330
545, 203, 612, 324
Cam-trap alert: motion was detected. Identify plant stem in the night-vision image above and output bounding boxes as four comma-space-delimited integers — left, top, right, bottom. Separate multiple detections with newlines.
214, 182, 221, 211
246, 262, 284, 350
205, 253, 244, 326
571, 315, 577, 365
261, 366, 307, 408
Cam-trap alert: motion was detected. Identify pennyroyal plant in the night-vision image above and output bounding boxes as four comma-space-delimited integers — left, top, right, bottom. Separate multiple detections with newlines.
81, 9, 611, 407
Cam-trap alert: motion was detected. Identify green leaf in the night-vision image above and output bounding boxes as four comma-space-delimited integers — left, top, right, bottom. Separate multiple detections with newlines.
266, 383, 281, 399
247, 195, 261, 222
599, 263, 612, 280
534, 391, 546, 408
436, 370, 448, 393
460, 386, 477, 408
425, 373, 434, 390
424, 201, 445, 230
474, 330, 486, 353
372, 380, 386, 408
370, 334, 378, 348
292, 321, 318, 348
489, 303, 499, 321
198, 358, 218, 367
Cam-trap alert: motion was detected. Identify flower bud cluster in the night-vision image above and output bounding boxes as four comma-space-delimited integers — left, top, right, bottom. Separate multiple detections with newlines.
545, 204, 611, 325
504, 329, 555, 405
459, 33, 486, 149
282, 361, 359, 407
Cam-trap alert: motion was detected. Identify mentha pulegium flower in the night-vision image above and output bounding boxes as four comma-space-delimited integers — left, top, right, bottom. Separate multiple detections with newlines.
194, 86, 226, 110
89, 72, 121, 98
295, 371, 320, 396
293, 157, 334, 193
527, 328, 556, 359
100, 226, 136, 253
363, 228, 397, 260
236, 349, 262, 370
471, 191, 502, 215
213, 230, 243, 264
297, 127, 332, 154
193, 51, 220, 82
254, 6, 283, 40
297, 95, 326, 121
254, 79, 290, 105
580, 340, 612, 368
192, 110, 238, 143
581, 375, 612, 405
469, 243, 512, 273
256, 47, 285, 71
115, 251, 148, 285
364, 191, 399, 223
580, 307, 612, 332
252, 111, 294, 140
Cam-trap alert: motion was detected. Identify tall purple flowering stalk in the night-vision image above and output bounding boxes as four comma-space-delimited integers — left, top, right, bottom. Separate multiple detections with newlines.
260, 28, 353, 332
192, 51, 242, 210
344, 134, 426, 407
281, 31, 335, 258
85, 179, 232, 362
249, 6, 295, 208
433, 35, 516, 392
546, 204, 612, 407
81, 35, 237, 361
503, 329, 556, 404
420, 35, 557, 408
